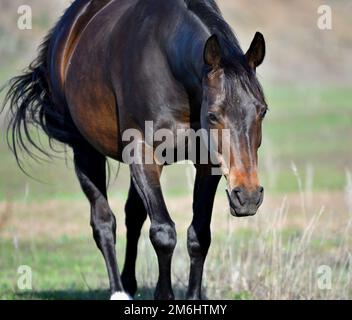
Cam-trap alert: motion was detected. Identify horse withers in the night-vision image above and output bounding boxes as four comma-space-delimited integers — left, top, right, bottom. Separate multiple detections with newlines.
2, 0, 267, 300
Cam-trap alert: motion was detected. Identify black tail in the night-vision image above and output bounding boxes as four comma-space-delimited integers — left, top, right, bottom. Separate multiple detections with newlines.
1, 34, 79, 172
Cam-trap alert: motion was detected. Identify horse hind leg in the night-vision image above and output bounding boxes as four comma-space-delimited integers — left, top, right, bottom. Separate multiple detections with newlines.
121, 179, 148, 297
73, 143, 129, 300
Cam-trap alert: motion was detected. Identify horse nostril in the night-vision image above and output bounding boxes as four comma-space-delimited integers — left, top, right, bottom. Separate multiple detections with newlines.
233, 187, 245, 206
233, 187, 241, 194
256, 186, 264, 205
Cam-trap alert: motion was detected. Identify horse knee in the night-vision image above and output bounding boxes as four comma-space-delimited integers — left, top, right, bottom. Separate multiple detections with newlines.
150, 223, 176, 255
187, 225, 211, 258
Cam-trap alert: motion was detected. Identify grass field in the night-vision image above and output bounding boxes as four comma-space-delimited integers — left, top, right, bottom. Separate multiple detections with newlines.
0, 85, 351, 299
0, 191, 351, 300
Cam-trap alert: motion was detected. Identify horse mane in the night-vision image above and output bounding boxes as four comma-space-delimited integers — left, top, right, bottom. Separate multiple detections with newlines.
185, 0, 244, 60
184, 0, 265, 102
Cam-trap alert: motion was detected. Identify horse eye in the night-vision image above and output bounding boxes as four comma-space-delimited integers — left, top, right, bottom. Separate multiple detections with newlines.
207, 112, 219, 123
259, 108, 268, 119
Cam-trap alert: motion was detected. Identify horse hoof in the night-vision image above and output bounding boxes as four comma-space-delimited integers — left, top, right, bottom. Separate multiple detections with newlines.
110, 292, 132, 300
121, 274, 137, 297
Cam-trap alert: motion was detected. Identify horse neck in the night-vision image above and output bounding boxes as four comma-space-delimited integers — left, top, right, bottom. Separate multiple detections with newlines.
165, 14, 210, 107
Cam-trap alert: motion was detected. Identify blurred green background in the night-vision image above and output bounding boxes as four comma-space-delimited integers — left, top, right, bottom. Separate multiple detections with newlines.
0, 0, 351, 300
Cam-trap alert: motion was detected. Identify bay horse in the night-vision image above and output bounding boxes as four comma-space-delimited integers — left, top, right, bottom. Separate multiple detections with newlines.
2, 0, 267, 300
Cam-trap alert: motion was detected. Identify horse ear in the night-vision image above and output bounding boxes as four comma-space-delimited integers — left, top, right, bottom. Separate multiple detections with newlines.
204, 35, 221, 69
245, 32, 266, 70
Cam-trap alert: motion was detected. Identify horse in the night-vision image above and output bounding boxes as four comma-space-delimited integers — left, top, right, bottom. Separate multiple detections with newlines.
2, 0, 267, 300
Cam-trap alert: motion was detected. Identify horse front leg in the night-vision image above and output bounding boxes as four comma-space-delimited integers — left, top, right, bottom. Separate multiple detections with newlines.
130, 163, 176, 300
187, 166, 220, 300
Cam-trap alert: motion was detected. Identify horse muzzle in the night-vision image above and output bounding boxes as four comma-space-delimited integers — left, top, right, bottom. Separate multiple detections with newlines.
226, 186, 264, 217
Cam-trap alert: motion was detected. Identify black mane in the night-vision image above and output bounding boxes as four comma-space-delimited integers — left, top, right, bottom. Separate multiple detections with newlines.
185, 0, 244, 62
185, 0, 265, 102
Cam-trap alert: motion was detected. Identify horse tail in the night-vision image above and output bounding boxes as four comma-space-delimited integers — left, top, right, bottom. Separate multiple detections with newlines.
1, 33, 79, 172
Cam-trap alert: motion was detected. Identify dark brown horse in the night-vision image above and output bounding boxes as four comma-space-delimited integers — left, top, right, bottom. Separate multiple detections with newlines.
2, 0, 267, 300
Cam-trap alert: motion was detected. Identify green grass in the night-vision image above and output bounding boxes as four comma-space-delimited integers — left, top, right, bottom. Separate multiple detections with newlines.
0, 237, 115, 300
259, 85, 352, 193
0, 234, 246, 300
1, 225, 350, 300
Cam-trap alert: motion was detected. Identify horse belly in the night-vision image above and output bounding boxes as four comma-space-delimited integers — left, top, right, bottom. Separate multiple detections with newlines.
66, 80, 120, 159
64, 37, 120, 159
